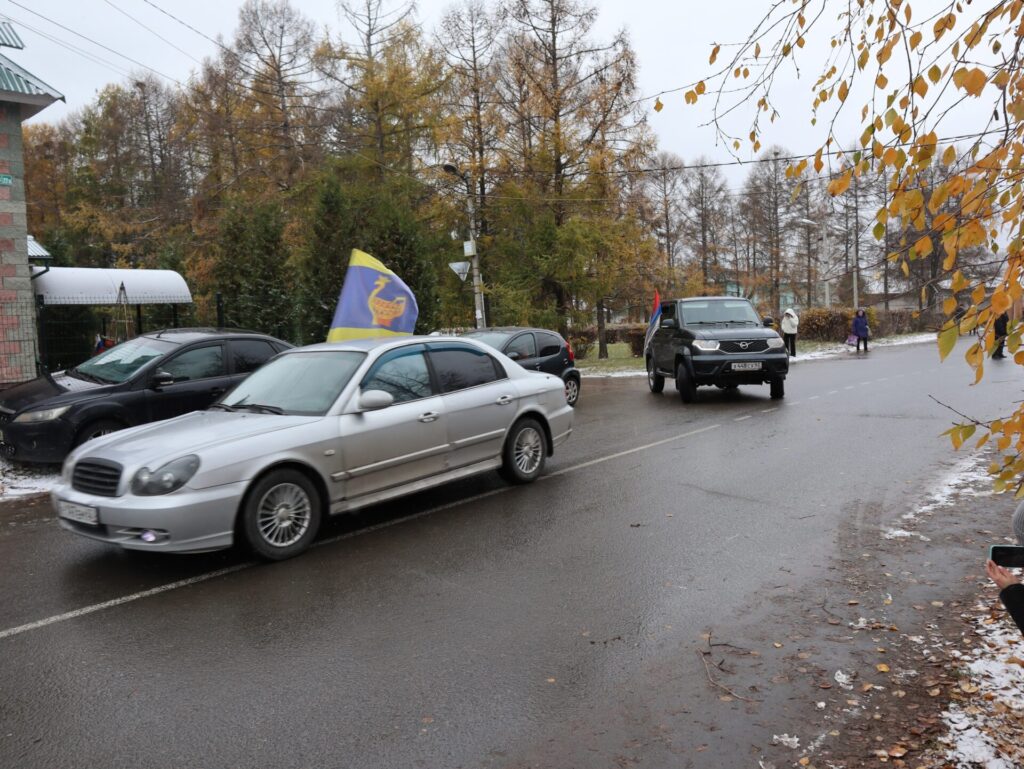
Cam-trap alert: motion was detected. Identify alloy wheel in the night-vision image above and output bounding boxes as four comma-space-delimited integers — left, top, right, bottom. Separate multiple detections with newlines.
514, 426, 544, 474
256, 482, 312, 547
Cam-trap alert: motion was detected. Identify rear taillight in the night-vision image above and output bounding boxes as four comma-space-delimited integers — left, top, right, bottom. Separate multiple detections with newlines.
566, 341, 575, 362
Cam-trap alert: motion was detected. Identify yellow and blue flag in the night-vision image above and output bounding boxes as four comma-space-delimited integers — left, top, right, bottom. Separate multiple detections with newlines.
327, 249, 419, 342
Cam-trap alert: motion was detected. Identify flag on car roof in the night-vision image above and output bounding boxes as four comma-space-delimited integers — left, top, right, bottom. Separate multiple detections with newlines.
327, 249, 419, 342
643, 289, 662, 354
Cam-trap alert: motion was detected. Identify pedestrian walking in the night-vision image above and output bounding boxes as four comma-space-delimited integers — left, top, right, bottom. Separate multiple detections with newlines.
781, 308, 799, 357
993, 311, 1009, 359
851, 309, 870, 353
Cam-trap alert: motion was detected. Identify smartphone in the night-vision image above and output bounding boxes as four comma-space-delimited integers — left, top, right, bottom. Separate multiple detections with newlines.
989, 545, 1024, 568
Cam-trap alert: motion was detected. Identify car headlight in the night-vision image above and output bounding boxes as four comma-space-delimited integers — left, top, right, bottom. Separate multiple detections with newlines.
692, 340, 720, 352
131, 455, 201, 496
767, 337, 785, 349
14, 405, 71, 423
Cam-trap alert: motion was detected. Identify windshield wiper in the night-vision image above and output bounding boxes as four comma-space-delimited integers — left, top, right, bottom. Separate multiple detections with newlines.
232, 403, 285, 415
207, 403, 237, 412
68, 367, 104, 384
723, 320, 757, 325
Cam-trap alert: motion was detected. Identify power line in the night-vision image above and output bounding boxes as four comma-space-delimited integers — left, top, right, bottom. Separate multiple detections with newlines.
1, 12, 132, 79
8, 0, 183, 85
101, 0, 203, 65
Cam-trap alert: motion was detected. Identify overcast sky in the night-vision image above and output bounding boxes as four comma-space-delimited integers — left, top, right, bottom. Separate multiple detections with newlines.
9, 0, 855, 188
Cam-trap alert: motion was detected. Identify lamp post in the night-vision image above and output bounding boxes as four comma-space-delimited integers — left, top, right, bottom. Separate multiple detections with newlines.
795, 217, 831, 307
443, 162, 486, 328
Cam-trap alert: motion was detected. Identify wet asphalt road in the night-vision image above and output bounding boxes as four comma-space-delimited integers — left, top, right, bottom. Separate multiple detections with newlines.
1, 339, 1020, 769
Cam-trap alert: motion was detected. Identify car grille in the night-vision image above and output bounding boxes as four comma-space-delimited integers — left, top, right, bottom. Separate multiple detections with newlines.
72, 459, 123, 497
719, 339, 769, 353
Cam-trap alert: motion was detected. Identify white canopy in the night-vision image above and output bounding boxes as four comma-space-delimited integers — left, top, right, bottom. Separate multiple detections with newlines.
31, 266, 193, 305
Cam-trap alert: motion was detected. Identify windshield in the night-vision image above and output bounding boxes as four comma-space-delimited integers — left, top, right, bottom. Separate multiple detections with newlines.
679, 300, 761, 326
71, 336, 176, 384
461, 331, 512, 351
220, 351, 366, 416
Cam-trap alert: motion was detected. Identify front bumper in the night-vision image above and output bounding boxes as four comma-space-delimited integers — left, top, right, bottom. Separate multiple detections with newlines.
0, 418, 75, 464
52, 479, 247, 554
689, 351, 789, 384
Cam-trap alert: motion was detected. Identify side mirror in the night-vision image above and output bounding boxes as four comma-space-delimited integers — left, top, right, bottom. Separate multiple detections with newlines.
358, 389, 394, 411
660, 318, 677, 329
762, 317, 774, 327
506, 350, 522, 361
150, 371, 174, 389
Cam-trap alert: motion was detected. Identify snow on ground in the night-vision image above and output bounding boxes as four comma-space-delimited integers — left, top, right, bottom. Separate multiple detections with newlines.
938, 604, 1024, 768
0, 457, 61, 500
578, 332, 937, 377
880, 450, 992, 541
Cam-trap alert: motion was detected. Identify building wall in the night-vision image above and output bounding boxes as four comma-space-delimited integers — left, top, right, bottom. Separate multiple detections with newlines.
0, 101, 35, 386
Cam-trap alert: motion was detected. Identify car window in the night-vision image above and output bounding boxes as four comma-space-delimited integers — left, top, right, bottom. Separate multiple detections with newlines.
361, 346, 433, 404
537, 332, 562, 357
460, 331, 512, 350
679, 300, 760, 325
660, 302, 676, 323
231, 339, 276, 374
223, 351, 365, 415
428, 345, 503, 393
506, 333, 537, 359
71, 336, 176, 384
161, 346, 225, 382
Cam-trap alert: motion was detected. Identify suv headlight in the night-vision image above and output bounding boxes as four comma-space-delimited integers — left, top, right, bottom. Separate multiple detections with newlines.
692, 340, 720, 352
14, 405, 71, 423
767, 337, 785, 349
131, 455, 201, 496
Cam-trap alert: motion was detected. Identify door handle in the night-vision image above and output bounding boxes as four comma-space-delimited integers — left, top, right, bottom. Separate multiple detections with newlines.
418, 412, 439, 423
495, 395, 512, 405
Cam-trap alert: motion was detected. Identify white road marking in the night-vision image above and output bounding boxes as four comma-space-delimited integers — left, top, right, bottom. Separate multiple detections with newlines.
877, 377, 889, 382
734, 415, 752, 422
828, 390, 838, 395
808, 395, 820, 400
844, 385, 855, 390
760, 408, 777, 413
861, 381, 872, 386
1, 423, 724, 640
786, 401, 801, 406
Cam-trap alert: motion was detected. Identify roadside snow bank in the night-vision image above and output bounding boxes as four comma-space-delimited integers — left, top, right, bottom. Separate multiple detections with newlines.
579, 332, 936, 377
0, 457, 61, 499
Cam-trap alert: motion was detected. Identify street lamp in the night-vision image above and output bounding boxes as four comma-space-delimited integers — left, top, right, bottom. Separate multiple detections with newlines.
443, 162, 486, 328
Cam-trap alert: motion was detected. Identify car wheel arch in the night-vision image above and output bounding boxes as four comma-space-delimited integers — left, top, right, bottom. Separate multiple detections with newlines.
509, 410, 554, 456
234, 460, 329, 534
73, 415, 130, 446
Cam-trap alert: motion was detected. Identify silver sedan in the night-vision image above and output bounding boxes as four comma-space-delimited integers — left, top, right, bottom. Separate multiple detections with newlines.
52, 337, 574, 559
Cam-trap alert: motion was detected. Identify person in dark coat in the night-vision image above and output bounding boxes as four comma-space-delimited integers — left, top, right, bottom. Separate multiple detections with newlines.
987, 560, 1024, 635
993, 311, 1009, 359
851, 309, 870, 352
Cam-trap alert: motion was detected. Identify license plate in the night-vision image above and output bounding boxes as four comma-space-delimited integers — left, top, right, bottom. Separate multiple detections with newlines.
732, 361, 762, 371
57, 500, 99, 526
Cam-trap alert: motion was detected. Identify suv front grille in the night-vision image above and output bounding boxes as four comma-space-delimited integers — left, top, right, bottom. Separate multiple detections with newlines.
72, 460, 123, 497
720, 339, 769, 353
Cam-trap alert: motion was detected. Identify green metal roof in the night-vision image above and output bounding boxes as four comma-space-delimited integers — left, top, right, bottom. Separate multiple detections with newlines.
0, 52, 62, 119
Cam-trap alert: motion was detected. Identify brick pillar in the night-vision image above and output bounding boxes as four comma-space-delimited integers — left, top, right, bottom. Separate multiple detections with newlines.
0, 101, 36, 386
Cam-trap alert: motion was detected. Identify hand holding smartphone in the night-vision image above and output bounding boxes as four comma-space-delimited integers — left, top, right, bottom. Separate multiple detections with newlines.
989, 545, 1024, 568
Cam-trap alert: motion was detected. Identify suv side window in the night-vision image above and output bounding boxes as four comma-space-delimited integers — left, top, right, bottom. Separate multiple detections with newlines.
660, 302, 676, 324
230, 339, 276, 374
506, 333, 537, 359
537, 332, 563, 358
161, 345, 225, 382
428, 345, 503, 393
361, 345, 433, 404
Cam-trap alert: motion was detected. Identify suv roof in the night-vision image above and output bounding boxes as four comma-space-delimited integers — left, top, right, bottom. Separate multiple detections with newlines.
465, 326, 565, 337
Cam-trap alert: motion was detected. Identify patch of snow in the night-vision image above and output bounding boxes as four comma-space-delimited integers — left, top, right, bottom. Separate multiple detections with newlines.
576, 368, 646, 378
0, 457, 62, 499
834, 670, 855, 690
942, 706, 1014, 769
771, 734, 800, 749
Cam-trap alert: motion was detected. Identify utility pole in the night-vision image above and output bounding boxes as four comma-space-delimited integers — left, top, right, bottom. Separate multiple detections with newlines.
443, 162, 486, 328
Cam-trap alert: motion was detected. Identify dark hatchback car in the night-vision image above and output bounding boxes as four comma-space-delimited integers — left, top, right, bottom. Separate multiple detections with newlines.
0, 328, 292, 463
461, 327, 581, 406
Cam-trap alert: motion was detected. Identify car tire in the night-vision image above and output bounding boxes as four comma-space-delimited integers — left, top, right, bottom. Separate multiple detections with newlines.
676, 362, 696, 403
647, 357, 664, 393
770, 376, 785, 400
499, 417, 546, 484
240, 469, 322, 561
564, 374, 581, 407
73, 419, 125, 447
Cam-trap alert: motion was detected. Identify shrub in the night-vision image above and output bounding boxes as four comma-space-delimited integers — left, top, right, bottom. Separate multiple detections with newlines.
568, 335, 593, 360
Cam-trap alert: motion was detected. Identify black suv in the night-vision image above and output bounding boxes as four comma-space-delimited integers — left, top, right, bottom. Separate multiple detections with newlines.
645, 297, 789, 402
460, 327, 581, 406
0, 328, 292, 463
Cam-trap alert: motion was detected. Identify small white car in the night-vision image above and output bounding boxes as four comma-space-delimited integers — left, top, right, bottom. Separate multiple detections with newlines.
53, 336, 574, 560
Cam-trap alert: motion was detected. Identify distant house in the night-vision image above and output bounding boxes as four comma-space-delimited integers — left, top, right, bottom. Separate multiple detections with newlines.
0, 23, 63, 386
